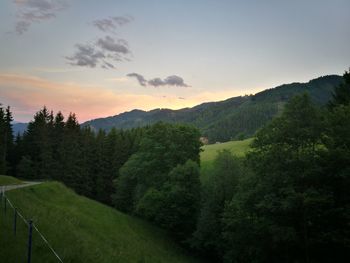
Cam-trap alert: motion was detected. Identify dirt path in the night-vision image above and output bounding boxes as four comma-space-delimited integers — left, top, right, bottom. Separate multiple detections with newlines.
2, 182, 42, 192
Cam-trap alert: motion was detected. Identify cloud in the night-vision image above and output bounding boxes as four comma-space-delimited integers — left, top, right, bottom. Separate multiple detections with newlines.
102, 61, 115, 69
97, 36, 130, 55
127, 73, 190, 87
163, 75, 189, 87
148, 77, 165, 87
15, 20, 31, 34
13, 0, 69, 34
65, 44, 105, 68
112, 16, 133, 26
66, 13, 133, 69
127, 73, 147, 86
92, 15, 133, 33
66, 35, 131, 69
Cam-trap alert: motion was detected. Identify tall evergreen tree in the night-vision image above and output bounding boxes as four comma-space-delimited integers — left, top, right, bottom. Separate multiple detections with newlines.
0, 105, 6, 174
59, 113, 83, 191
4, 106, 14, 174
50, 111, 65, 180
0, 105, 14, 175
22, 107, 54, 178
79, 126, 97, 198
329, 69, 350, 108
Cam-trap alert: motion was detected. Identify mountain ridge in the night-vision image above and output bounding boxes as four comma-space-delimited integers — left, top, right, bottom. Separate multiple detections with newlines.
13, 74, 343, 142
82, 74, 343, 142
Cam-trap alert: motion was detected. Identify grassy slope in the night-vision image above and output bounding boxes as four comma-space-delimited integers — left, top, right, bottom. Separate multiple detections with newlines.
0, 175, 22, 186
200, 138, 253, 182
0, 182, 199, 263
201, 138, 253, 163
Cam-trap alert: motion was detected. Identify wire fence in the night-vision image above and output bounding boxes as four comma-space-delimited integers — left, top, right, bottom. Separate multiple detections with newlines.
0, 186, 63, 263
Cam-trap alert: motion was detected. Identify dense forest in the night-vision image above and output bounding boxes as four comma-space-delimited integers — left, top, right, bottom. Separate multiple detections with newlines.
191, 71, 350, 262
0, 70, 349, 262
1, 109, 147, 204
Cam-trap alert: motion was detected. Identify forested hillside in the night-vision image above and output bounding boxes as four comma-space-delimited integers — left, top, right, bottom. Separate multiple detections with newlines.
83, 75, 343, 142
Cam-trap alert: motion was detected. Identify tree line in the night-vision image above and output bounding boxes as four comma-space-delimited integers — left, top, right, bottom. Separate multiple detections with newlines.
2, 107, 146, 204
1, 108, 203, 240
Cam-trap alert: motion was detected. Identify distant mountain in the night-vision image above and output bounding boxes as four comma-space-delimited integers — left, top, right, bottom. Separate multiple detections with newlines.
12, 122, 28, 135
83, 75, 343, 143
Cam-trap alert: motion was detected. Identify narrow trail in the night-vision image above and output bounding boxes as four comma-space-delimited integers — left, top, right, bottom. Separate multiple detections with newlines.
2, 182, 42, 192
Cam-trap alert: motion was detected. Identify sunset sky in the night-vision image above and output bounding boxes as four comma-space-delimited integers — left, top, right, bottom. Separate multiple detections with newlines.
1, 0, 349, 122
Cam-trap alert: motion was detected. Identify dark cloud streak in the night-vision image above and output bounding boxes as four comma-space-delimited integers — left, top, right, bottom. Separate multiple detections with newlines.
13, 0, 69, 34
127, 73, 147, 86
163, 75, 189, 87
148, 77, 165, 87
127, 73, 190, 87
66, 35, 131, 69
65, 44, 105, 68
66, 14, 133, 69
97, 36, 130, 54
92, 15, 133, 33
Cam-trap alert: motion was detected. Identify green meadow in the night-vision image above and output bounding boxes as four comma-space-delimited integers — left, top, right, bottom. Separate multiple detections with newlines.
200, 138, 253, 181
0, 182, 199, 263
201, 138, 253, 163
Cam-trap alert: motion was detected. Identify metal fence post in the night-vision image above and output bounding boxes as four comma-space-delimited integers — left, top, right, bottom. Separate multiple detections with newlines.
27, 220, 33, 263
14, 208, 17, 236
4, 196, 6, 214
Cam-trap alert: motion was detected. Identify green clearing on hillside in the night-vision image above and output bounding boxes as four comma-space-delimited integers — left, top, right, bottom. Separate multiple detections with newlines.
0, 175, 22, 186
200, 138, 253, 181
0, 182, 200, 263
201, 138, 253, 163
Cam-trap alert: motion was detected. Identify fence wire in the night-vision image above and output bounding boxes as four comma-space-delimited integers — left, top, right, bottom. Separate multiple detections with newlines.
0, 186, 64, 263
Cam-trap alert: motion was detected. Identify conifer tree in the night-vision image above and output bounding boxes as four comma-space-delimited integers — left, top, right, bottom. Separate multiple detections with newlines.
329, 69, 350, 108
0, 105, 14, 175
0, 105, 6, 174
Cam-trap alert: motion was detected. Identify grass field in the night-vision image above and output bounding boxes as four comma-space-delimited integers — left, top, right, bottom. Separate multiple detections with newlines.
200, 138, 253, 181
201, 138, 253, 163
0, 182, 200, 263
0, 175, 22, 186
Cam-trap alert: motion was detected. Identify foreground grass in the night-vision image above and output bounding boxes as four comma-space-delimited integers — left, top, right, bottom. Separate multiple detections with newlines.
200, 138, 253, 181
0, 182, 199, 263
0, 175, 22, 186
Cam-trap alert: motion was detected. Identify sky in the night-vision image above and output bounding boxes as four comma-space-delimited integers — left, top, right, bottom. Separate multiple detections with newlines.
0, 0, 349, 122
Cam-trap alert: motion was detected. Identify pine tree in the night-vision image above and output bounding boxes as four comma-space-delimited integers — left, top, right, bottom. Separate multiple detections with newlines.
329, 69, 350, 108
0, 105, 14, 175
51, 111, 65, 180
59, 113, 83, 191
22, 107, 55, 178
0, 105, 6, 174
4, 106, 14, 175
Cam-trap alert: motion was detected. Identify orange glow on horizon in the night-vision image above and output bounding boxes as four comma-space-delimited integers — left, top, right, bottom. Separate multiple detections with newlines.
0, 74, 258, 122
